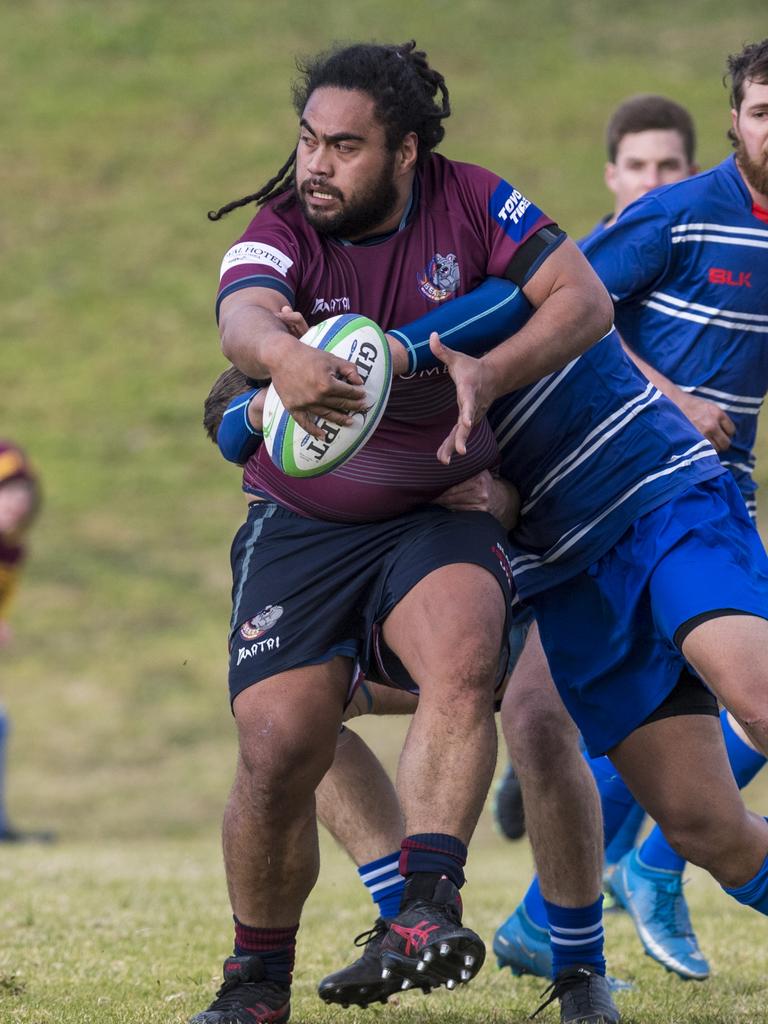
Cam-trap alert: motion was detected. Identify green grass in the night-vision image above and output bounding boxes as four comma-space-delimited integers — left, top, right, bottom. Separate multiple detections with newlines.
3, 1, 768, 1020
3, 792, 768, 1024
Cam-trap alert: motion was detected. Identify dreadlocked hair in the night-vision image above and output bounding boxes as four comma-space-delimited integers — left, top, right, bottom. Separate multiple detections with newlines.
207, 39, 450, 221
207, 149, 297, 221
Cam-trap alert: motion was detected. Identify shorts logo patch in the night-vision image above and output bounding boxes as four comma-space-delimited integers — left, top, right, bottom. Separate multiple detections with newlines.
240, 604, 284, 640
416, 252, 460, 302
491, 541, 514, 591
219, 242, 293, 279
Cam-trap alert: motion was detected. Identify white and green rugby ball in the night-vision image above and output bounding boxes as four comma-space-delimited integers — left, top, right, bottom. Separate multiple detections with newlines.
262, 314, 392, 478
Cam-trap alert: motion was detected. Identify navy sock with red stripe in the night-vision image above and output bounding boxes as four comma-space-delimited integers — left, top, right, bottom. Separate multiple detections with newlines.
233, 918, 298, 988
399, 833, 467, 888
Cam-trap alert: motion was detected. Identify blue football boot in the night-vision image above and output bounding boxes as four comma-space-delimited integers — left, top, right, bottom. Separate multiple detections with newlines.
610, 849, 710, 980
494, 904, 552, 978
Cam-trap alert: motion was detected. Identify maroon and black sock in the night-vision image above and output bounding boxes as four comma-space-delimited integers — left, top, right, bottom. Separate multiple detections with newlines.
399, 833, 467, 888
233, 918, 298, 988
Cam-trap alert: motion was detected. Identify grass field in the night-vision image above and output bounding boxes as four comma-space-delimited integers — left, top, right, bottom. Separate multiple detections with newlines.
3, 1, 768, 1021
3, 802, 768, 1024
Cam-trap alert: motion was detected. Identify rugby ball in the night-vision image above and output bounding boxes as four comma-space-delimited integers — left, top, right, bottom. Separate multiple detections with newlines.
262, 314, 392, 478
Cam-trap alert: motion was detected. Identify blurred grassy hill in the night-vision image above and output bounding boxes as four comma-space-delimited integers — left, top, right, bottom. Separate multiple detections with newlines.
3, 0, 767, 839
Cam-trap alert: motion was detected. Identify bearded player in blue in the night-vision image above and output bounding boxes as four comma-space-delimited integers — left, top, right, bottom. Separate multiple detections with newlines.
571, 38, 768, 982
491, 36, 768, 992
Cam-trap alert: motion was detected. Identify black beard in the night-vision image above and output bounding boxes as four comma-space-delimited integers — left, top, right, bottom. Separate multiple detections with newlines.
734, 136, 768, 198
298, 159, 400, 240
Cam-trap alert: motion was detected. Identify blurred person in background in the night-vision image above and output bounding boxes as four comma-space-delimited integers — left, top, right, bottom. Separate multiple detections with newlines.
0, 441, 52, 844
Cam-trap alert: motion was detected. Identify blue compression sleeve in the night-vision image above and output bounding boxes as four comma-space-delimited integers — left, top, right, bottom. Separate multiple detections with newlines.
389, 277, 534, 374
217, 388, 263, 464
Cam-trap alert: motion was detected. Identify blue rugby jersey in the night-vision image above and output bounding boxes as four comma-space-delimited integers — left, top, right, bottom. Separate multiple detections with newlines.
488, 331, 723, 598
583, 156, 768, 519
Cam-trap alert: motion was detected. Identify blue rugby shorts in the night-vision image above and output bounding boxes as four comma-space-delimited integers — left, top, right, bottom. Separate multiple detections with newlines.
528, 474, 768, 756
227, 501, 517, 704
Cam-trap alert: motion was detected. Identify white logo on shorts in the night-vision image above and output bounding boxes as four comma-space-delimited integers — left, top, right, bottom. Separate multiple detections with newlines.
237, 636, 281, 665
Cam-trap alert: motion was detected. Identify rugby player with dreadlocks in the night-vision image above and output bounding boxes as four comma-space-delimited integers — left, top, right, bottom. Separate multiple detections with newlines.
192, 39, 611, 1024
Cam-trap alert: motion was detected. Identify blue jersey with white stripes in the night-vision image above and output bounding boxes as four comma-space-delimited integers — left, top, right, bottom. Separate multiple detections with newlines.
488, 330, 724, 598
584, 156, 768, 519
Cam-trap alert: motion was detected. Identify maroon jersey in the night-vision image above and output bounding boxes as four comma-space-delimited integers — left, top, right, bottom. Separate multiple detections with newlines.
216, 154, 554, 521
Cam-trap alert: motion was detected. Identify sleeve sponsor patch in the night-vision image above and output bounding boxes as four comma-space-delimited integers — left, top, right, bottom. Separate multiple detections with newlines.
219, 242, 294, 280
490, 181, 542, 243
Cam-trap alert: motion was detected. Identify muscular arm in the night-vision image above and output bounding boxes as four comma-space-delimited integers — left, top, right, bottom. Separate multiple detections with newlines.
219, 287, 297, 378
580, 195, 735, 449
210, 251, 614, 468
619, 338, 735, 452
431, 240, 614, 461
388, 243, 610, 382
485, 238, 614, 394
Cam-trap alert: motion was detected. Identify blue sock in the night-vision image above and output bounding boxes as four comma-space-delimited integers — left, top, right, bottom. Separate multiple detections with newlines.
723, 850, 768, 915
358, 852, 405, 920
522, 876, 549, 929
587, 753, 642, 850
638, 826, 685, 873
400, 833, 467, 888
544, 895, 605, 976
722, 709, 766, 787
0, 707, 8, 832
605, 801, 646, 866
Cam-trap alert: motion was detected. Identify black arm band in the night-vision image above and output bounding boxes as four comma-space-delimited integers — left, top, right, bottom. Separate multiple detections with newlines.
503, 224, 567, 286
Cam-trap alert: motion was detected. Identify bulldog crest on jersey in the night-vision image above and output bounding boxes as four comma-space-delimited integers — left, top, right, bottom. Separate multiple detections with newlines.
240, 604, 284, 640
417, 252, 460, 302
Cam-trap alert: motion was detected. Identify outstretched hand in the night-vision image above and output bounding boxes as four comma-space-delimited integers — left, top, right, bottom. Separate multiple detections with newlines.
430, 333, 496, 464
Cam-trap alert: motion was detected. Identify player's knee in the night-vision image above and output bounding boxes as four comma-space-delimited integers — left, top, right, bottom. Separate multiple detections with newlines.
414, 622, 505, 697
238, 722, 337, 804
656, 805, 747, 871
